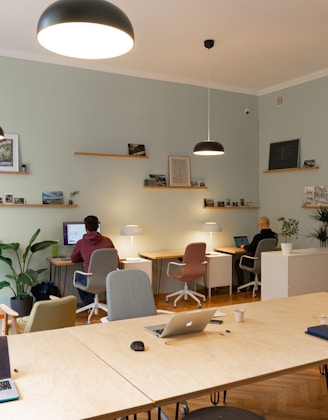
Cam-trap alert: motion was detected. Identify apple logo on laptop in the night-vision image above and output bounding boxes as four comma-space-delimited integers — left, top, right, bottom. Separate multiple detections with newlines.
186, 321, 193, 327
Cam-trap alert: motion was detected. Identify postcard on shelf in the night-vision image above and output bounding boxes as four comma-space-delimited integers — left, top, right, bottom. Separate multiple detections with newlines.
42, 191, 64, 205
303, 159, 315, 168
149, 174, 167, 186
4, 193, 14, 204
128, 143, 146, 156
14, 197, 25, 204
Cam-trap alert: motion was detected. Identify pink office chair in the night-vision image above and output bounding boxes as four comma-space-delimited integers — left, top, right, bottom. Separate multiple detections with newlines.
165, 242, 207, 308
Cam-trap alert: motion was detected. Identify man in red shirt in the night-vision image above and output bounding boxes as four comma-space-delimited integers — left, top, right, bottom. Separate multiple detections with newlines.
71, 215, 115, 305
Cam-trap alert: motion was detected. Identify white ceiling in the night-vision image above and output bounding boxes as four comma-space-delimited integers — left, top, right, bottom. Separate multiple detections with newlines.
2, 0, 328, 95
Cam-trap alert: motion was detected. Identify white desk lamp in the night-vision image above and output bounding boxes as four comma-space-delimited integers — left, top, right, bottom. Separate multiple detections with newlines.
201, 222, 222, 254
120, 224, 143, 261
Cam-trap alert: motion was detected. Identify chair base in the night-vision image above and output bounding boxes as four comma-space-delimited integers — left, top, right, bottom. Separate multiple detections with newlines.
237, 276, 260, 298
76, 294, 107, 324
182, 406, 265, 420
165, 283, 206, 308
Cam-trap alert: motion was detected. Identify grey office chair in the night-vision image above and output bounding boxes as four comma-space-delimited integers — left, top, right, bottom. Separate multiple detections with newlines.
73, 248, 118, 324
237, 238, 277, 297
104, 269, 170, 321
165, 242, 207, 308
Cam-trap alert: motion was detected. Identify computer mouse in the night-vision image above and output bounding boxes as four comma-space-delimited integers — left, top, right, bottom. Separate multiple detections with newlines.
130, 341, 145, 352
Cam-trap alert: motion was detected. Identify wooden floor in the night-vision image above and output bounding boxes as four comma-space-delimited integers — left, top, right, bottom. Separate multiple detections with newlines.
75, 288, 328, 420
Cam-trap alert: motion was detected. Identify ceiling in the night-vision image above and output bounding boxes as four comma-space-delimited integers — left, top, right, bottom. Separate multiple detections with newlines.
2, 0, 328, 95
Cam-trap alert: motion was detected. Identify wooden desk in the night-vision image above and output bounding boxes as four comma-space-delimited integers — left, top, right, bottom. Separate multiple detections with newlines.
214, 246, 246, 287
5, 329, 153, 419
68, 293, 328, 407
48, 257, 81, 296
138, 250, 184, 295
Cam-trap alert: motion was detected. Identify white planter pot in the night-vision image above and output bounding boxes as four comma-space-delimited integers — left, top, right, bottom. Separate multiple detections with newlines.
281, 242, 293, 255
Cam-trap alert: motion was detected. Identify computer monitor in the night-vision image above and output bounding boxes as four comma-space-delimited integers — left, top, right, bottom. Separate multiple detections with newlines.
63, 221, 100, 246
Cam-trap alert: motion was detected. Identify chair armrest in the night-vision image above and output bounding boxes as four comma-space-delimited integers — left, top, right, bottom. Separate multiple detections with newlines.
239, 255, 258, 268
0, 303, 20, 335
49, 295, 60, 300
73, 270, 93, 287
166, 261, 185, 275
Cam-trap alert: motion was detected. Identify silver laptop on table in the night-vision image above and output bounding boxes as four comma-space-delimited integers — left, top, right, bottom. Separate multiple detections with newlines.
0, 336, 19, 403
144, 308, 216, 338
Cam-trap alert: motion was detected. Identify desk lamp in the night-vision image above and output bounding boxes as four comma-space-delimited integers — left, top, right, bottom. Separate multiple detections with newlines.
201, 222, 222, 254
120, 224, 143, 261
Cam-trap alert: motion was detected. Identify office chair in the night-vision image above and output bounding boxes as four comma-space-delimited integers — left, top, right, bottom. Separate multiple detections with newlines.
0, 295, 77, 334
103, 269, 171, 321
237, 238, 277, 297
182, 405, 265, 420
73, 248, 118, 324
165, 242, 207, 308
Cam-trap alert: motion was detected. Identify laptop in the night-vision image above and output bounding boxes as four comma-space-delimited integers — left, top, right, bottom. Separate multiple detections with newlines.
144, 308, 217, 338
234, 236, 249, 248
0, 336, 19, 402
306, 324, 328, 340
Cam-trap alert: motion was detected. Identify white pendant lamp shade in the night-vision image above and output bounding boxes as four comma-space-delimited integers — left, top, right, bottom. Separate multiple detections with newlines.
201, 222, 222, 233
193, 39, 225, 156
37, 0, 134, 59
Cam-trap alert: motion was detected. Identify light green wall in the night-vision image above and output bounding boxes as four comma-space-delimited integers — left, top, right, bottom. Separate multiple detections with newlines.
0, 57, 259, 303
259, 77, 328, 247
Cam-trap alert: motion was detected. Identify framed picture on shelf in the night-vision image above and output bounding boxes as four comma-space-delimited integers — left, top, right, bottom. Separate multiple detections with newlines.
168, 156, 191, 187
14, 197, 25, 204
128, 143, 146, 156
204, 198, 214, 207
149, 174, 167, 186
303, 159, 315, 168
42, 191, 64, 205
268, 139, 300, 170
4, 193, 14, 204
0, 134, 19, 172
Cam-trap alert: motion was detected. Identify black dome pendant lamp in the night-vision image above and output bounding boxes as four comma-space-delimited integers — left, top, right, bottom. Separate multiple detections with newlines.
193, 40, 224, 156
37, 0, 134, 60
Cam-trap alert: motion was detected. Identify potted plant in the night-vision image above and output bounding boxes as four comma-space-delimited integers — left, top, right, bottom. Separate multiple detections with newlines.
68, 190, 79, 205
308, 207, 328, 247
0, 229, 56, 316
277, 216, 300, 254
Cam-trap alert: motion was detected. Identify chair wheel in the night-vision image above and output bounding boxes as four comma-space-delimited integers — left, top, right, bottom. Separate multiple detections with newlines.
165, 298, 169, 302
237, 289, 241, 294
198, 303, 202, 308
202, 297, 206, 302
181, 405, 189, 414
173, 303, 177, 308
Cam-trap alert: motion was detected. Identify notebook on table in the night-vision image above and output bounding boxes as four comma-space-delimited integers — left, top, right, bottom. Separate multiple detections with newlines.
306, 324, 328, 340
0, 336, 19, 403
144, 308, 216, 338
234, 236, 249, 248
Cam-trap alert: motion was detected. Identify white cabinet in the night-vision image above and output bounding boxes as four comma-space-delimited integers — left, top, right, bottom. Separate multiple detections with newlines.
261, 248, 328, 300
120, 258, 152, 284
195, 253, 232, 297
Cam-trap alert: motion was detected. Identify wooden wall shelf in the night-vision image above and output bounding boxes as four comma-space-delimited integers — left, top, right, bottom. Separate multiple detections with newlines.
0, 204, 78, 208
0, 171, 29, 175
74, 152, 148, 159
144, 186, 207, 190
204, 206, 259, 210
263, 166, 319, 174
301, 205, 328, 209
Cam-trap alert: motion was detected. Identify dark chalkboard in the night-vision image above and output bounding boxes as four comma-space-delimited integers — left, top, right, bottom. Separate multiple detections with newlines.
268, 139, 300, 170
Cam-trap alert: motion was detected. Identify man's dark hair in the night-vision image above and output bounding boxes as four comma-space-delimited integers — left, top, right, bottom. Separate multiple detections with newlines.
84, 215, 99, 232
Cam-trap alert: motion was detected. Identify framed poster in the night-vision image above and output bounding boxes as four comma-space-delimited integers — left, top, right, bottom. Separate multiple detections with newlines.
0, 134, 19, 172
268, 139, 300, 170
168, 156, 191, 187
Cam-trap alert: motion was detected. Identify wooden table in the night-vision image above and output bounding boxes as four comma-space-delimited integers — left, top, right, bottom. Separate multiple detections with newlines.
5, 329, 153, 419
48, 257, 81, 295
68, 292, 328, 407
138, 250, 184, 296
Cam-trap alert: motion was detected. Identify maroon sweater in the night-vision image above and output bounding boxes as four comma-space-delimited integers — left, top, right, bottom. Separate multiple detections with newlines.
70, 231, 115, 271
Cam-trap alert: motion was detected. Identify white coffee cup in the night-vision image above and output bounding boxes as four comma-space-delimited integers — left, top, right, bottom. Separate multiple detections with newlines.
234, 309, 245, 322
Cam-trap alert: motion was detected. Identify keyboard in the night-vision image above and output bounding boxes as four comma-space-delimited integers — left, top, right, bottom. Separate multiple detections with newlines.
0, 380, 12, 390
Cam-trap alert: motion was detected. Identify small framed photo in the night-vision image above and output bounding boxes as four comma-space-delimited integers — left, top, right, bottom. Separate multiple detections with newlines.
128, 143, 146, 156
0, 134, 19, 172
42, 191, 64, 205
149, 174, 167, 186
4, 193, 14, 204
14, 197, 25, 204
204, 198, 214, 207
168, 156, 191, 187
225, 198, 231, 207
240, 198, 245, 206
217, 201, 225, 207
303, 159, 315, 168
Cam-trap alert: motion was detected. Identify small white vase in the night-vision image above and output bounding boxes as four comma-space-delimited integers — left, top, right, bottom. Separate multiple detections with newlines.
281, 242, 293, 255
